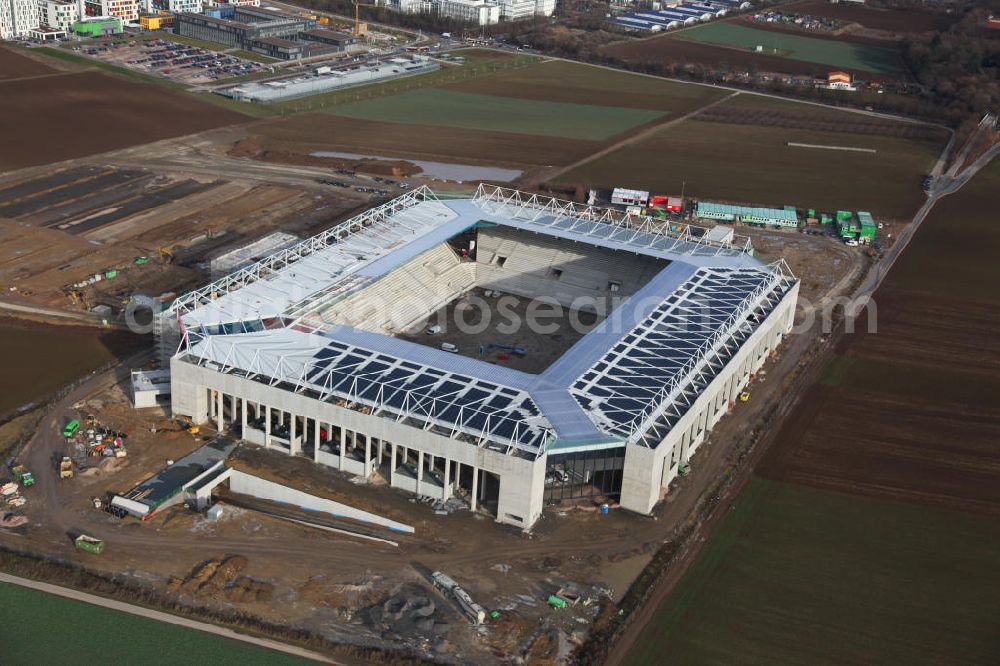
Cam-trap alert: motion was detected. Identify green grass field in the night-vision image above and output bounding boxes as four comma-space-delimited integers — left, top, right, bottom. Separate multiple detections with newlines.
0, 583, 312, 664
676, 22, 903, 74
625, 478, 1000, 666
329, 88, 665, 140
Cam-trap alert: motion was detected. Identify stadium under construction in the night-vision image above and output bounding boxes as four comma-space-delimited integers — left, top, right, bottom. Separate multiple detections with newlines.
162, 186, 799, 529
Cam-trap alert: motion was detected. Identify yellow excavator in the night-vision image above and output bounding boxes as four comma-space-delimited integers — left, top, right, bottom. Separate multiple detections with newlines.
158, 246, 174, 265
176, 418, 199, 435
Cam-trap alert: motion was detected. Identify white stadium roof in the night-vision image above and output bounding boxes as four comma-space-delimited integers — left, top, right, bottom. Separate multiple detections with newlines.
172, 186, 796, 458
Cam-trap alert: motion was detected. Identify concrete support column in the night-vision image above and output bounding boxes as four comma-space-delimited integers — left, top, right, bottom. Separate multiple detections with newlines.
417, 450, 424, 484
289, 414, 300, 456
216, 391, 224, 432
255, 402, 261, 419
471, 465, 479, 511
313, 419, 320, 463
442, 458, 451, 500
230, 394, 237, 422
390, 443, 397, 486
241, 397, 248, 438
264, 406, 271, 449
338, 426, 345, 471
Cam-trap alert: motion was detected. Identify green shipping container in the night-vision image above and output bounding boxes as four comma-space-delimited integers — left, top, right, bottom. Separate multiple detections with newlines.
547, 595, 567, 609
75, 535, 105, 555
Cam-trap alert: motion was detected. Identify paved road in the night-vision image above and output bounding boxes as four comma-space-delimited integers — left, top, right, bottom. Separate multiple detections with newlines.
0, 572, 340, 665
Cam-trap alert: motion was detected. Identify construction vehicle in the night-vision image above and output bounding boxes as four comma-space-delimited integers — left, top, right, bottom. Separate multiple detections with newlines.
678, 463, 691, 476
74, 534, 105, 555
158, 246, 174, 264
63, 419, 81, 438
739, 391, 751, 402
177, 418, 199, 435
59, 457, 74, 480
11, 465, 34, 487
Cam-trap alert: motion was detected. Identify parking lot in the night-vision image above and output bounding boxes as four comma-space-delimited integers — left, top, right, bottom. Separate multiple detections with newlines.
73, 38, 269, 84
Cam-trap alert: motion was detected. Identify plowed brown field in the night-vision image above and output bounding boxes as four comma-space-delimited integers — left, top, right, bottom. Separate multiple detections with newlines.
0, 46, 54, 80
759, 159, 1000, 513
0, 70, 246, 170
788, 0, 956, 33
243, 113, 602, 168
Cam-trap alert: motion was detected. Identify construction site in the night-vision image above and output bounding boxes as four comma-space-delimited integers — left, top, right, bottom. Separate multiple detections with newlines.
0, 39, 936, 663
0, 165, 854, 661
0, 155, 380, 315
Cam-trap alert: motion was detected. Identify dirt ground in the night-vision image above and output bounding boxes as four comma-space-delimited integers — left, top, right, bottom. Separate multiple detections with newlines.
0, 64, 246, 170
747, 227, 862, 303
0, 45, 55, 80
787, 0, 956, 33
234, 113, 602, 171
601, 34, 834, 78
758, 159, 1000, 516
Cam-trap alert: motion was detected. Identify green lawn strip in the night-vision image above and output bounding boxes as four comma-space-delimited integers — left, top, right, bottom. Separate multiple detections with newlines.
0, 582, 312, 664
329, 88, 664, 140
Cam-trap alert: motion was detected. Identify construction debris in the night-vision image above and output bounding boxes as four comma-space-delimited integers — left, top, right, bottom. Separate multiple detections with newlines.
167, 554, 273, 603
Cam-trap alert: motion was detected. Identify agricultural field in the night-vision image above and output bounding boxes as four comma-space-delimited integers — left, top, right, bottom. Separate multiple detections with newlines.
0, 45, 54, 80
234, 113, 604, 170
0, 583, 310, 664
623, 151, 1000, 666
787, 0, 956, 34
624, 479, 1000, 666
0, 53, 246, 170
559, 93, 945, 219
675, 21, 904, 75
602, 33, 829, 77
329, 88, 665, 140
236, 59, 728, 172
445, 59, 727, 114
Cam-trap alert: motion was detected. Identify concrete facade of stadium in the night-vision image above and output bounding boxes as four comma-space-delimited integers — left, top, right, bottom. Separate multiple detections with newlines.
167, 187, 799, 529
